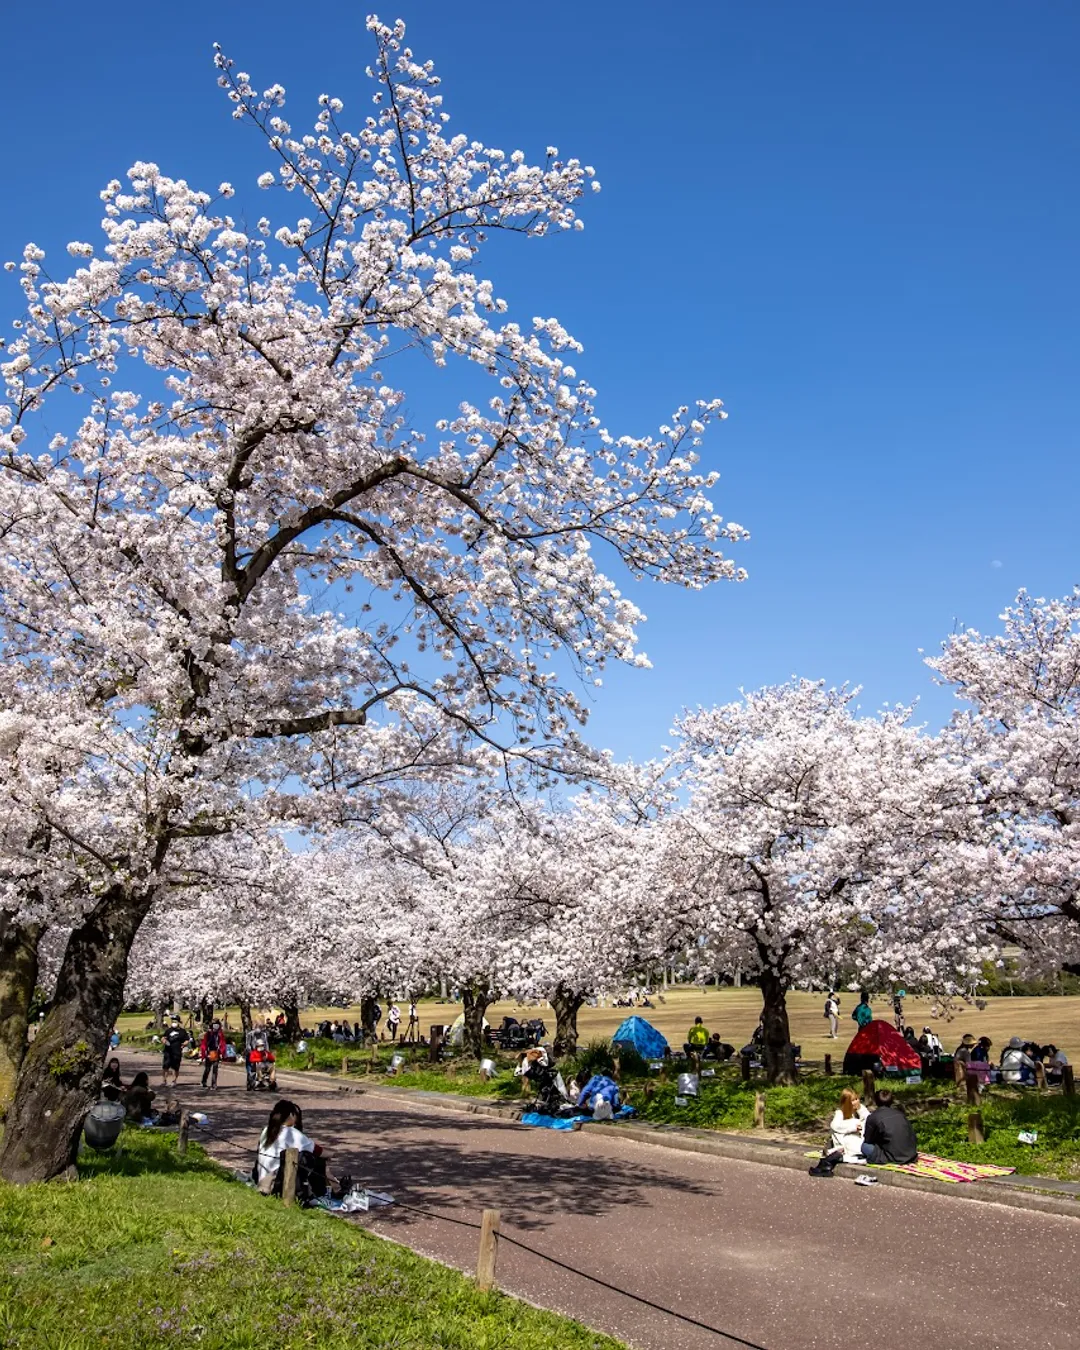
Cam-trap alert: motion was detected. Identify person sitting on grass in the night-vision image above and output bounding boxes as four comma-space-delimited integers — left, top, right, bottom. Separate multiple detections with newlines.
809, 1087, 871, 1175
255, 1099, 330, 1198
684, 1017, 709, 1058
860, 1089, 918, 1165
970, 1035, 993, 1063
101, 1058, 126, 1102
575, 1072, 621, 1119
123, 1071, 156, 1123
702, 1032, 734, 1062
1000, 1036, 1037, 1085
953, 1033, 976, 1064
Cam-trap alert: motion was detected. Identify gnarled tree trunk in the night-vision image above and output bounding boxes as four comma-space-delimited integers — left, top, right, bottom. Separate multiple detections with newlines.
0, 916, 44, 1122
0, 884, 153, 1183
759, 969, 797, 1085
281, 997, 302, 1041
461, 984, 492, 1059
238, 1000, 253, 1034
551, 985, 585, 1056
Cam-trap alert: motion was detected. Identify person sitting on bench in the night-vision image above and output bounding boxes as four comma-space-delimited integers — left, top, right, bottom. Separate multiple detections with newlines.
860, 1089, 917, 1165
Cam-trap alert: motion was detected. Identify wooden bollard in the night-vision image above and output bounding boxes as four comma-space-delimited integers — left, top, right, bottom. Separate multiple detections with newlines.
862, 1069, 876, 1105
281, 1147, 299, 1208
740, 1053, 751, 1083
968, 1111, 985, 1145
1063, 1065, 1075, 1097
644, 1082, 656, 1102
753, 1092, 765, 1128
342, 1054, 350, 1075
691, 1052, 701, 1076
1034, 1060, 1046, 1089
428, 1026, 443, 1064
476, 1208, 501, 1292
613, 1055, 621, 1083
177, 1110, 190, 1156
660, 1061, 669, 1083
966, 1072, 980, 1107
953, 1058, 967, 1087
824, 1054, 833, 1076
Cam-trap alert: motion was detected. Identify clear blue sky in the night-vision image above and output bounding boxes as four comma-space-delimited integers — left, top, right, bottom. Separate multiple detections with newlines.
4, 2, 1077, 759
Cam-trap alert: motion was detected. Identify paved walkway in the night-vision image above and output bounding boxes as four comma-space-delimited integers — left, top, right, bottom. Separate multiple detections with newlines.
123, 1053, 1079, 1350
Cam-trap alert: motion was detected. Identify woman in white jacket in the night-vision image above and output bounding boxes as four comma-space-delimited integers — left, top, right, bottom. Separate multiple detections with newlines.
829, 1087, 870, 1163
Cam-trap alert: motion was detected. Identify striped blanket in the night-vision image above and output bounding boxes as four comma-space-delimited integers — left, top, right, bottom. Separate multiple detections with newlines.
877, 1153, 1016, 1183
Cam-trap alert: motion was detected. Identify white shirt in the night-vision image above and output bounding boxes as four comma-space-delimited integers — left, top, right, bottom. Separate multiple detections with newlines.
256, 1123, 313, 1181
829, 1104, 870, 1163
1000, 1048, 1035, 1084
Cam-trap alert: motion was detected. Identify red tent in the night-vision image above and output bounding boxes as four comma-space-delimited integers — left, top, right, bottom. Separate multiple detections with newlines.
842, 1019, 922, 1074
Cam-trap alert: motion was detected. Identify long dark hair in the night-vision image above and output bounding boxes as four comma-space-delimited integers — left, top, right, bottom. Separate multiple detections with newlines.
104, 1058, 122, 1083
263, 1099, 303, 1148
131, 1071, 150, 1089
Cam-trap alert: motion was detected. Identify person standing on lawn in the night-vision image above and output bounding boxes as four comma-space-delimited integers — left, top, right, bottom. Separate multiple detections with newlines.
200, 1020, 227, 1090
387, 1004, 401, 1041
852, 991, 874, 1029
824, 992, 840, 1038
161, 1016, 190, 1086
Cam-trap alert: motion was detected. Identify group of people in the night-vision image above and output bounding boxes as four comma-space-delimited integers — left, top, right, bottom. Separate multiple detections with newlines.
316, 1003, 416, 1044
684, 1017, 736, 1061
953, 1033, 1069, 1084
810, 1087, 918, 1175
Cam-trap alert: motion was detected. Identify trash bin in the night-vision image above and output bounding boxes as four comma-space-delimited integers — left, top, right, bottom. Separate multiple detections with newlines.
84, 1100, 126, 1150
676, 1072, 700, 1098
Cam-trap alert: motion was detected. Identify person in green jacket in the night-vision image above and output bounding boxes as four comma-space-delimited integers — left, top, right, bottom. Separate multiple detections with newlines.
852, 991, 873, 1028
684, 1017, 710, 1057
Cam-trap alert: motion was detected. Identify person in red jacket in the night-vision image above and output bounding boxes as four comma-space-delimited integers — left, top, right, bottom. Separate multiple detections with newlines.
200, 1020, 227, 1090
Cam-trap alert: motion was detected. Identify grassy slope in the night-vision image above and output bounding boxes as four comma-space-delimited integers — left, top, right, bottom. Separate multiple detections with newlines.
0, 1131, 623, 1350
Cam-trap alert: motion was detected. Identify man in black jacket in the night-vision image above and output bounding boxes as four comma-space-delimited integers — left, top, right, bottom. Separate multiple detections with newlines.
861, 1089, 918, 1164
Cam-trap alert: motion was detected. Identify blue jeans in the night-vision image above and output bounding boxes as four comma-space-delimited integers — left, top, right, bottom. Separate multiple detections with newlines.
861, 1141, 884, 1164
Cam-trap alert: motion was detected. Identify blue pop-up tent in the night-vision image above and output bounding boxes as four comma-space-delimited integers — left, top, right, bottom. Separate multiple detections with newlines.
612, 1015, 669, 1060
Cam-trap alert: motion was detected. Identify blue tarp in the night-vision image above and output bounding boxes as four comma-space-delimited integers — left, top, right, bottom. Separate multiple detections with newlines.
520, 1106, 635, 1131
611, 1015, 669, 1060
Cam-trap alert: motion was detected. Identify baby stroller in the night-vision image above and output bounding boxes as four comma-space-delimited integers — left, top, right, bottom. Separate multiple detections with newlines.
245, 1028, 278, 1092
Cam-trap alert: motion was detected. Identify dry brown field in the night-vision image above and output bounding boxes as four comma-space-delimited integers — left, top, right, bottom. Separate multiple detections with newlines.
122, 988, 1080, 1062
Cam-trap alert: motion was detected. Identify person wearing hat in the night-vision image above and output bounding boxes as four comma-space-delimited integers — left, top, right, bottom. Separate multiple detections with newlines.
1000, 1035, 1036, 1085
161, 1016, 190, 1086
953, 1033, 976, 1064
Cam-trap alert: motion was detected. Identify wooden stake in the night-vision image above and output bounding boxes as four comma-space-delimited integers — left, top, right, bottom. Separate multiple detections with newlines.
281, 1147, 299, 1208
966, 1072, 980, 1107
1063, 1065, 1075, 1097
342, 1054, 350, 1075
476, 1208, 501, 1292
824, 1054, 833, 1076
1034, 1059, 1046, 1089
428, 1026, 443, 1065
753, 1092, 765, 1128
740, 1053, 751, 1083
177, 1111, 190, 1157
967, 1111, 985, 1144
612, 1054, 621, 1083
862, 1068, 876, 1105
953, 1058, 967, 1087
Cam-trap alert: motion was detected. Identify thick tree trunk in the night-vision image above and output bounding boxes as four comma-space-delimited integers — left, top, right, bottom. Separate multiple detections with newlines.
0, 916, 44, 1123
760, 969, 797, 1085
238, 1000, 253, 1034
154, 1003, 167, 1031
551, 986, 585, 1057
281, 997, 302, 1041
0, 885, 153, 1183
198, 999, 214, 1028
461, 985, 492, 1059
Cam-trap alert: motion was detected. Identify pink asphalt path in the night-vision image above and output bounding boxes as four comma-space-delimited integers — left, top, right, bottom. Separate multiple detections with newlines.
123, 1052, 1079, 1350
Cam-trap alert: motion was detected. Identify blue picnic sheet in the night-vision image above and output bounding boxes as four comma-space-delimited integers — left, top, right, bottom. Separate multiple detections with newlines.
520, 1105, 635, 1130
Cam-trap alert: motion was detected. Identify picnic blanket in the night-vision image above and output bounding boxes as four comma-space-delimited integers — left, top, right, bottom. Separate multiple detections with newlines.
520, 1105, 635, 1131
803, 1150, 1016, 1183
877, 1152, 1015, 1183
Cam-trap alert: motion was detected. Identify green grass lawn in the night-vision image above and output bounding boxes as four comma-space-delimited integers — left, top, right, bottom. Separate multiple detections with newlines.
0, 1131, 623, 1350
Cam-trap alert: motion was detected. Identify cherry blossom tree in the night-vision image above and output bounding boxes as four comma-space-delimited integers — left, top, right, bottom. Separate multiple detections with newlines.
0, 17, 746, 1179
660, 681, 991, 1083
930, 589, 1080, 974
